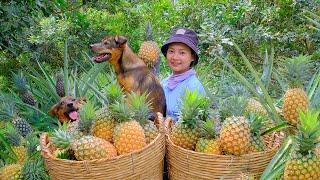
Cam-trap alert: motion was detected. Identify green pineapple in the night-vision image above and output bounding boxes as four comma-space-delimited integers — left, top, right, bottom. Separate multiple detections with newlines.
55, 72, 65, 97
284, 110, 320, 179
171, 90, 210, 150
12, 71, 36, 106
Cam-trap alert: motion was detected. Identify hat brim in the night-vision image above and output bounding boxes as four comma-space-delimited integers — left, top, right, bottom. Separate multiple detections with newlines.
161, 37, 199, 65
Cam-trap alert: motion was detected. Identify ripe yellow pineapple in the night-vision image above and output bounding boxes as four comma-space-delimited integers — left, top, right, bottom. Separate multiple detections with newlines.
282, 55, 312, 126
245, 98, 267, 116
0, 163, 22, 180
4, 123, 27, 164
284, 110, 320, 179
171, 90, 210, 150
138, 22, 160, 70
12, 146, 27, 163
91, 83, 123, 142
195, 120, 221, 154
72, 135, 117, 160
220, 116, 251, 155
111, 93, 147, 155
51, 129, 117, 160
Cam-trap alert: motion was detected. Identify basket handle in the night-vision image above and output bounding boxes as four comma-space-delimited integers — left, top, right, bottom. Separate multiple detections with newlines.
40, 133, 51, 157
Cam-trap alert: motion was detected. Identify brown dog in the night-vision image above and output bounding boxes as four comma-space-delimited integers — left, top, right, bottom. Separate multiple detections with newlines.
90, 36, 166, 120
49, 96, 86, 123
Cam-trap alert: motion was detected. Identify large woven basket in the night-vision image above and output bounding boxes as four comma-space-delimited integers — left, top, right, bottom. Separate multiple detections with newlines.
166, 124, 284, 180
40, 129, 165, 180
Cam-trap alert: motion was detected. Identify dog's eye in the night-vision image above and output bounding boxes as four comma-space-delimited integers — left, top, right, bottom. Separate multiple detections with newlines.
72, 98, 76, 101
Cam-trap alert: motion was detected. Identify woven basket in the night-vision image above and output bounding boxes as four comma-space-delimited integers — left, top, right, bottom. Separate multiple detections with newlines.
166, 122, 284, 180
40, 128, 165, 180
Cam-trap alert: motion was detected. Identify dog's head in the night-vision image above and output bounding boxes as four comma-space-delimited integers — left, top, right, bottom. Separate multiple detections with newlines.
49, 96, 87, 123
90, 36, 127, 64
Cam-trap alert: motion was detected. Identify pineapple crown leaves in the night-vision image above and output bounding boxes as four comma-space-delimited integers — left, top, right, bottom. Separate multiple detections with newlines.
22, 158, 50, 180
12, 71, 28, 92
50, 128, 73, 149
246, 112, 268, 136
109, 101, 133, 123
219, 95, 248, 120
126, 92, 152, 125
296, 109, 320, 154
178, 90, 210, 129
105, 82, 125, 105
201, 119, 217, 138
0, 101, 18, 119
145, 21, 154, 41
4, 123, 22, 146
78, 100, 96, 133
282, 55, 314, 88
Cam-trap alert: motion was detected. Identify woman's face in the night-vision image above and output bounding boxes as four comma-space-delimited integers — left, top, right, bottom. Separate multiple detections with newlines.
166, 42, 195, 75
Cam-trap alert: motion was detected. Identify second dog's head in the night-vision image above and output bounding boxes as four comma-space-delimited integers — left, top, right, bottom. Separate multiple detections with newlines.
49, 96, 86, 123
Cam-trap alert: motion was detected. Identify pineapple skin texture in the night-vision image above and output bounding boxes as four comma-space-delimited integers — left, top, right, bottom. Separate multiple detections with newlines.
144, 121, 158, 144
91, 107, 117, 142
12, 146, 27, 163
138, 41, 160, 67
71, 136, 117, 160
195, 138, 222, 155
284, 154, 320, 180
283, 88, 309, 125
171, 122, 201, 150
248, 135, 265, 153
246, 98, 267, 115
0, 163, 22, 180
113, 120, 147, 155
219, 116, 251, 156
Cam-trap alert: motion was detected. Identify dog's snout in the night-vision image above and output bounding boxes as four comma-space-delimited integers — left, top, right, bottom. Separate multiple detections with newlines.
67, 103, 73, 108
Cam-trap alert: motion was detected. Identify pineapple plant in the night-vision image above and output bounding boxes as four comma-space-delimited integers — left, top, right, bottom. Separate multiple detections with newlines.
111, 93, 147, 155
12, 71, 36, 106
55, 72, 65, 97
282, 55, 312, 126
91, 83, 123, 142
283, 110, 320, 179
4, 124, 27, 164
195, 119, 221, 155
0, 163, 22, 180
138, 22, 160, 73
170, 90, 210, 150
219, 96, 251, 155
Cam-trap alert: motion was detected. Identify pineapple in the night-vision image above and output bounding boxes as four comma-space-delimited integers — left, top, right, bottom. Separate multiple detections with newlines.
72, 135, 117, 160
4, 124, 27, 164
55, 72, 65, 97
138, 22, 160, 71
219, 96, 251, 155
282, 55, 312, 126
128, 92, 158, 144
195, 119, 221, 155
284, 110, 320, 179
245, 98, 267, 116
91, 83, 123, 142
50, 129, 117, 160
171, 90, 210, 150
12, 71, 36, 106
12, 116, 33, 138
0, 163, 22, 180
111, 93, 147, 155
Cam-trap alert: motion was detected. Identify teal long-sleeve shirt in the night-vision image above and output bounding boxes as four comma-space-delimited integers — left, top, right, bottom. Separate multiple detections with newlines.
161, 74, 206, 122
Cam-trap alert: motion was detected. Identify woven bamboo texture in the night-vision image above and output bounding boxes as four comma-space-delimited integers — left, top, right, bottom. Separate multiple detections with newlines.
166, 132, 284, 180
40, 130, 165, 180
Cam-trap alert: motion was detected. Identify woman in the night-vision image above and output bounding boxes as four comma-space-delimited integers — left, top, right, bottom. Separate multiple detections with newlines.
161, 28, 206, 122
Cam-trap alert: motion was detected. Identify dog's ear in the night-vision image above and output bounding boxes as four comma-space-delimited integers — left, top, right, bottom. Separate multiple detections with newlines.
49, 103, 60, 117
115, 36, 127, 46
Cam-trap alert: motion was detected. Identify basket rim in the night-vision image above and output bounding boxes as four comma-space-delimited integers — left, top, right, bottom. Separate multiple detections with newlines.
166, 133, 278, 158
40, 131, 165, 163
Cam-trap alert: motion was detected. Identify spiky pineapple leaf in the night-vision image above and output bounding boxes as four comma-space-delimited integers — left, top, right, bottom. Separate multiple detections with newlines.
22, 158, 49, 180
127, 92, 152, 125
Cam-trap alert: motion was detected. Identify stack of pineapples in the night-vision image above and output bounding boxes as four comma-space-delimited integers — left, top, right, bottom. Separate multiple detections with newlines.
48, 82, 160, 161
169, 88, 280, 156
